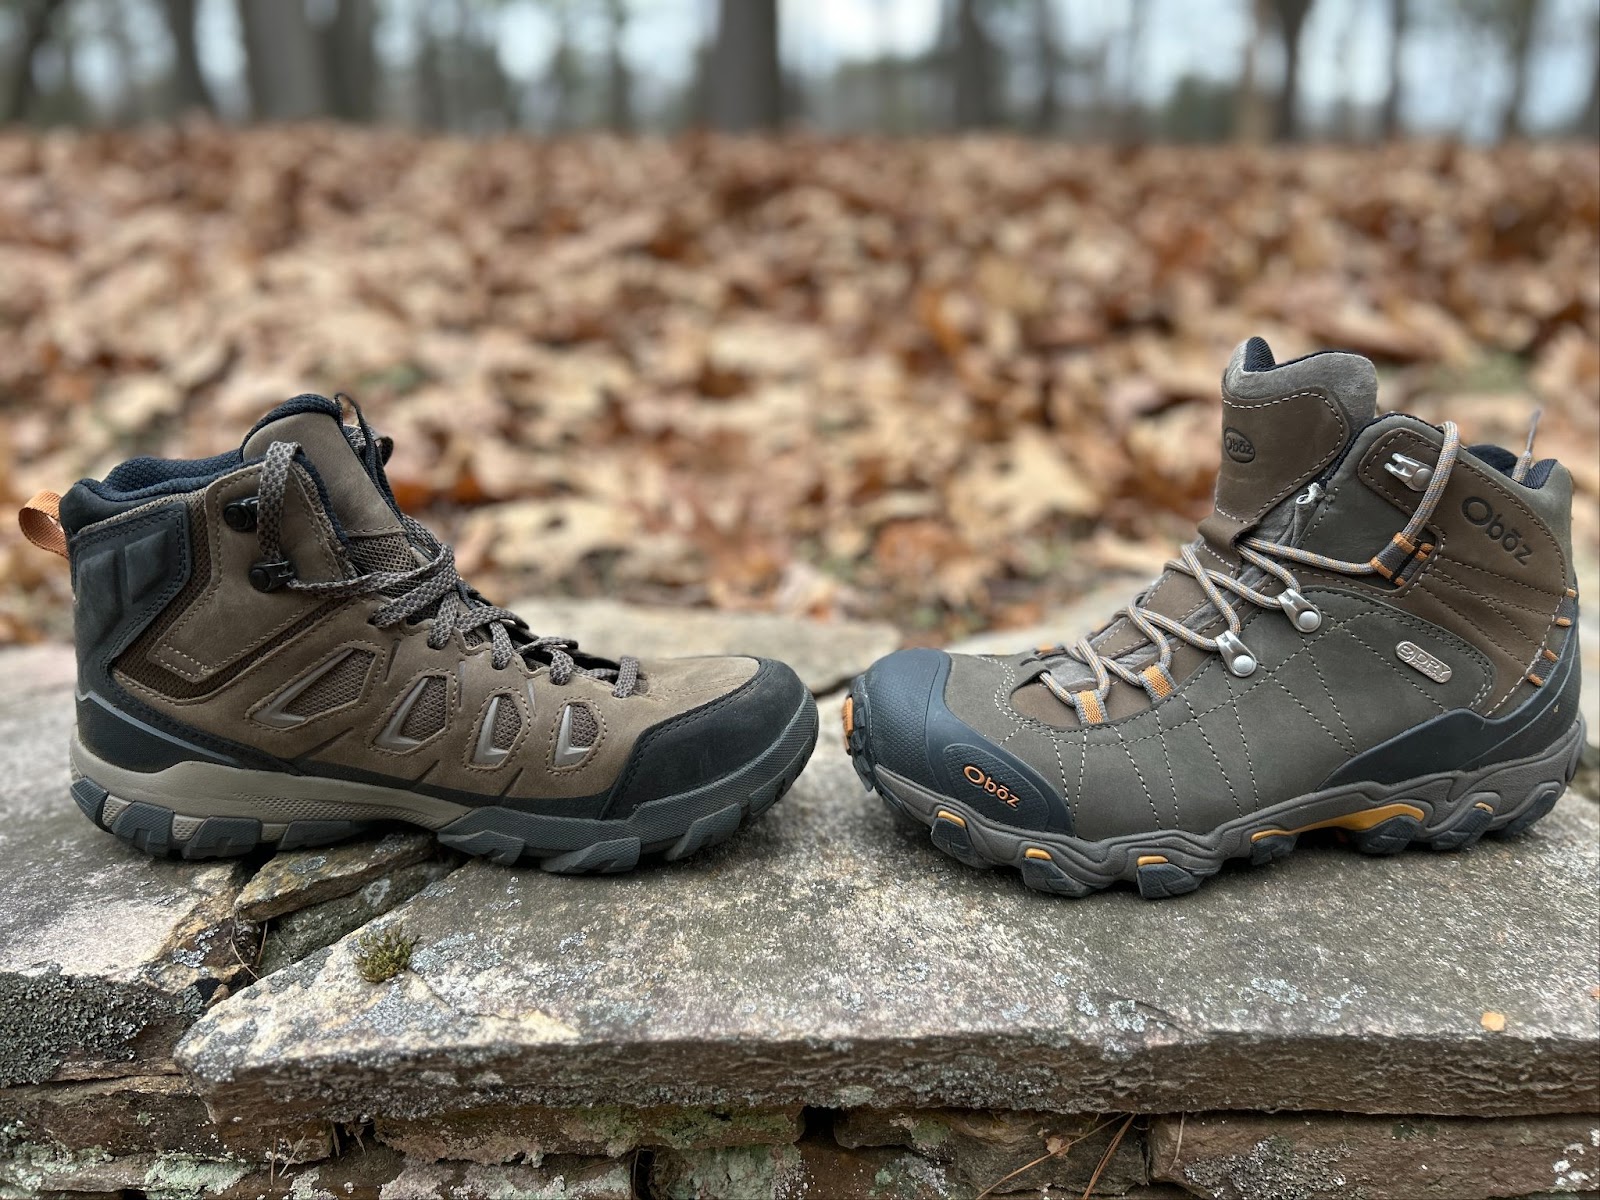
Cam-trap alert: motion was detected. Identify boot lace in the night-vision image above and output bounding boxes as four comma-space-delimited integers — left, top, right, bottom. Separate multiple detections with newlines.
252, 439, 641, 698
1041, 422, 1461, 724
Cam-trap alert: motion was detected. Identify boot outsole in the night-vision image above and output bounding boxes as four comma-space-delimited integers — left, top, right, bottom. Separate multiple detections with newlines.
844, 674, 1586, 900
70, 693, 818, 872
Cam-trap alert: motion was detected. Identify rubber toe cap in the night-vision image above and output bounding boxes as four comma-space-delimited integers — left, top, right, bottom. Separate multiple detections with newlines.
605, 657, 812, 817
859, 648, 1072, 835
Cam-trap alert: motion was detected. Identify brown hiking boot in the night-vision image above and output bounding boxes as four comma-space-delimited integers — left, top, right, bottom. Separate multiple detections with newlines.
844, 338, 1584, 898
20, 395, 817, 868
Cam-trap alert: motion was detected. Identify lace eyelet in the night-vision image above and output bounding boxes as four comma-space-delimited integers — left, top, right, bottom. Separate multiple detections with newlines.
1215, 630, 1257, 677
1278, 589, 1322, 632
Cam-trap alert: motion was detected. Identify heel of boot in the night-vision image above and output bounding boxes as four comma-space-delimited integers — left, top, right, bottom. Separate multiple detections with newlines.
1478, 714, 1587, 841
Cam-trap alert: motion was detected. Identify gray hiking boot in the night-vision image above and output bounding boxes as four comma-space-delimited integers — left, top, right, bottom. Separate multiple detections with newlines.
844, 338, 1585, 898
19, 394, 817, 867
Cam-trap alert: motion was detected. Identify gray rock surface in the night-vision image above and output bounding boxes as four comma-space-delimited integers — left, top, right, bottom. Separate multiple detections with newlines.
376, 1102, 802, 1164
257, 861, 457, 977
235, 831, 438, 922
506, 596, 899, 694
177, 726, 1600, 1123
0, 646, 254, 1086
833, 1108, 1145, 1196
1147, 1110, 1600, 1199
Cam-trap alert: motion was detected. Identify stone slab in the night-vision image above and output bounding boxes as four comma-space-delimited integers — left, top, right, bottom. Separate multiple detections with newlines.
235, 832, 438, 922
177, 722, 1600, 1123
506, 596, 899, 695
257, 861, 458, 977
833, 1108, 1145, 1196
376, 1102, 802, 1164
0, 646, 254, 1086
1147, 1111, 1600, 1199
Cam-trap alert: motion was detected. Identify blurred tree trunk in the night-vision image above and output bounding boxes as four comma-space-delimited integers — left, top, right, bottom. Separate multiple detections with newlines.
1497, 0, 1541, 140
1582, 17, 1600, 137
605, 0, 633, 133
545, 3, 579, 133
1, 0, 67, 123
1031, 0, 1061, 134
415, 19, 445, 128
104, 0, 142, 122
237, 0, 327, 120
951, 0, 997, 129
161, 0, 215, 114
871, 0, 900, 132
1117, 0, 1147, 141
1234, 0, 1271, 143
708, 0, 782, 132
1379, 0, 1408, 139
1271, 0, 1314, 141
321, 0, 377, 121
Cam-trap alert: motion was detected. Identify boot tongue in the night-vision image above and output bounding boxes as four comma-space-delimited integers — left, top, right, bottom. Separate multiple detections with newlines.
241, 395, 409, 564
1199, 337, 1377, 549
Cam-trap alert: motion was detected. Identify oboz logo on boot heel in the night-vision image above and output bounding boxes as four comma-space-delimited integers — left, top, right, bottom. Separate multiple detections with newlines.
1223, 427, 1256, 464
1396, 641, 1452, 683
1461, 497, 1533, 564
962, 765, 1019, 808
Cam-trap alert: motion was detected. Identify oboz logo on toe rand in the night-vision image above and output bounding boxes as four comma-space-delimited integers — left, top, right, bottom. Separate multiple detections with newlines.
1461, 497, 1532, 564
963, 765, 1020, 808
1223, 427, 1256, 464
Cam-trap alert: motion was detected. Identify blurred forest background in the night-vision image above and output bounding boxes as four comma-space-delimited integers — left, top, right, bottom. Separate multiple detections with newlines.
0, 0, 1597, 646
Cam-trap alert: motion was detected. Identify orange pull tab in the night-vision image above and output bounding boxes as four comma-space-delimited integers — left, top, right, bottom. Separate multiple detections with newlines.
19, 490, 68, 558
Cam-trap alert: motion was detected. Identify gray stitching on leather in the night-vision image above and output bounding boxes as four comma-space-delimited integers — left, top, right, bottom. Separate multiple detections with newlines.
1114, 722, 1160, 825
1302, 649, 1356, 755
1178, 684, 1241, 817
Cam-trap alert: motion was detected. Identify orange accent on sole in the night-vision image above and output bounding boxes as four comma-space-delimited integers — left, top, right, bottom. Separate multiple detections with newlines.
840, 696, 854, 746
1024, 848, 1052, 861
1556, 617, 1573, 627
1473, 801, 1495, 813
1566, 587, 1579, 598
935, 810, 966, 828
1250, 801, 1427, 842
1541, 648, 1559, 661
1136, 854, 1168, 866
1528, 673, 1545, 687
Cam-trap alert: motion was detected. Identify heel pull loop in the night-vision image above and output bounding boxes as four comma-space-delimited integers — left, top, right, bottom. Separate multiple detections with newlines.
1512, 408, 1542, 483
18, 491, 68, 558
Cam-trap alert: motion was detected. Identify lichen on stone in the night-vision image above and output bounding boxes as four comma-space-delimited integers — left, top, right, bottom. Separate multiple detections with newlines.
353, 928, 418, 984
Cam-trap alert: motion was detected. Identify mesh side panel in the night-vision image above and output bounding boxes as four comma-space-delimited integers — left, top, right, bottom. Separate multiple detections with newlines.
348, 531, 466, 636
491, 695, 523, 749
283, 650, 374, 718
399, 677, 448, 741
568, 703, 598, 747
347, 532, 415, 575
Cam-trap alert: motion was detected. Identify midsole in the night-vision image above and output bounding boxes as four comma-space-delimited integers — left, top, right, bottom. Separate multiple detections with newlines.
69, 691, 820, 834
71, 736, 470, 827
873, 715, 1585, 877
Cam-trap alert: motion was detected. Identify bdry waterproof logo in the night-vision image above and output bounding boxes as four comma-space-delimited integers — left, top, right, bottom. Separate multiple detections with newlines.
962, 765, 1019, 808
1222, 426, 1256, 464
1396, 640, 1452, 683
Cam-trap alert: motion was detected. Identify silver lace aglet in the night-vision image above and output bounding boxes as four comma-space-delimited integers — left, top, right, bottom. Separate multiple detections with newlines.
1215, 630, 1258, 677
1278, 588, 1322, 632
1384, 452, 1432, 492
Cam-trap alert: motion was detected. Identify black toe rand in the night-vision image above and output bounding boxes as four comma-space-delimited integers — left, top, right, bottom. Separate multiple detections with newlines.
858, 648, 1072, 836
604, 658, 811, 818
